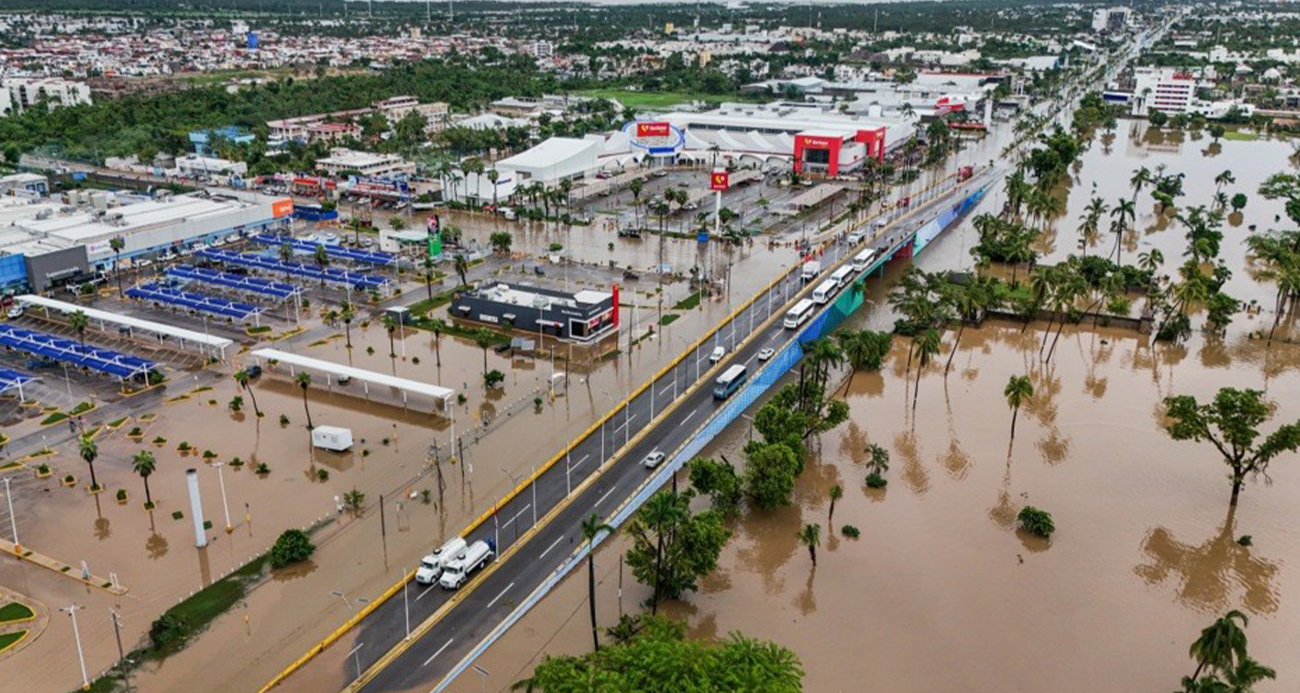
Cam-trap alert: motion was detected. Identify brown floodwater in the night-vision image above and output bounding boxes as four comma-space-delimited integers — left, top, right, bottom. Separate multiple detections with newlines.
443, 125, 1300, 693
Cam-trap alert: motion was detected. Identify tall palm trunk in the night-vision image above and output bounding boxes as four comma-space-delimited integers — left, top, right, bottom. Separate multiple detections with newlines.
587, 554, 600, 652
301, 389, 314, 429
143, 476, 153, 506
1010, 406, 1021, 440
945, 323, 965, 374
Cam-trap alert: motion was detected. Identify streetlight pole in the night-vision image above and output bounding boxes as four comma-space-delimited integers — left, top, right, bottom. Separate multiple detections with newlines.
213, 462, 232, 533
61, 604, 90, 691
109, 609, 126, 673
403, 571, 411, 640
2, 477, 17, 550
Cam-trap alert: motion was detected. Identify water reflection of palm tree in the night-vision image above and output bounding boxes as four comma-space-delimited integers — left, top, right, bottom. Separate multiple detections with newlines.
1135, 506, 1279, 615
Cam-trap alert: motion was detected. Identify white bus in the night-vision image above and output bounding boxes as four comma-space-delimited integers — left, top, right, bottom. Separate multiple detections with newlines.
852, 248, 878, 272
784, 299, 815, 329
812, 279, 840, 305
830, 265, 855, 288
713, 364, 749, 400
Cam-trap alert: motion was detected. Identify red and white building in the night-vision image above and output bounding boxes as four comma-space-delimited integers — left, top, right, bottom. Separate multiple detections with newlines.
649, 104, 913, 175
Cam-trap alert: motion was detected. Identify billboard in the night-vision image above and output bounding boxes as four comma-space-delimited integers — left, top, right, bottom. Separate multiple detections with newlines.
636, 122, 671, 138
271, 198, 294, 218
710, 170, 729, 191
426, 215, 442, 258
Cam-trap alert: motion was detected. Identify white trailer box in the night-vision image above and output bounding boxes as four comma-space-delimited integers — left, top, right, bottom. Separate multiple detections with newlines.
311, 425, 354, 451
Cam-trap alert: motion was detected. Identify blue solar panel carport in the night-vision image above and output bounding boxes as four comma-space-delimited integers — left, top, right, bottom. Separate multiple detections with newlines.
0, 325, 155, 382
196, 248, 393, 294
250, 234, 398, 267
167, 265, 303, 301
0, 368, 36, 401
126, 283, 264, 324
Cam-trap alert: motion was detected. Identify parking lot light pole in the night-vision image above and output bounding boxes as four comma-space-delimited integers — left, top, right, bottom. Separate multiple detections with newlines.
61, 604, 89, 691
2, 477, 18, 551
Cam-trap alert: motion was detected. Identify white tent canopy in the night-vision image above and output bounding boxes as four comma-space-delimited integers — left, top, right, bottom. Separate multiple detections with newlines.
17, 294, 234, 359
249, 348, 455, 408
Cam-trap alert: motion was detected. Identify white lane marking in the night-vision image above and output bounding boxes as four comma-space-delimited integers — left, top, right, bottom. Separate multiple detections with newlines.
595, 486, 617, 507
486, 582, 515, 609
571, 454, 590, 471
415, 584, 437, 601
613, 413, 637, 432
681, 408, 698, 426
423, 638, 455, 667
501, 503, 531, 529
539, 535, 565, 559
659, 383, 673, 397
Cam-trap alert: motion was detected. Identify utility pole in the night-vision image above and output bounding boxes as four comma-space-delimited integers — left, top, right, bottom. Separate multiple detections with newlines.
109, 609, 127, 672
2, 476, 18, 550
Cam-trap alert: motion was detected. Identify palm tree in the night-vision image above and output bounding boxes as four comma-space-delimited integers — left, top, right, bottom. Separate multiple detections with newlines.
827, 485, 843, 524
1080, 197, 1107, 255
79, 434, 100, 491
1220, 658, 1276, 692
1213, 170, 1235, 199
1110, 198, 1136, 265
382, 313, 398, 361
797, 523, 821, 567
453, 254, 470, 287
429, 318, 447, 368
911, 328, 941, 415
472, 328, 496, 379
295, 372, 314, 430
69, 309, 89, 347
629, 178, 644, 229
233, 368, 262, 418
944, 284, 982, 375
1130, 166, 1152, 206
1188, 610, 1250, 682
1004, 375, 1034, 442
133, 450, 157, 508
487, 168, 500, 209
109, 235, 125, 296
340, 304, 356, 349
1138, 248, 1164, 276
579, 513, 613, 652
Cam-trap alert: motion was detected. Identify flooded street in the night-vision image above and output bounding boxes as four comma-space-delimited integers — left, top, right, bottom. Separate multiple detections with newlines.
453, 124, 1300, 693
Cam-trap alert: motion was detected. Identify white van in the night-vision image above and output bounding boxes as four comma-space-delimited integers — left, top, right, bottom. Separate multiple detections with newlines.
415, 537, 468, 585
709, 345, 726, 363
847, 229, 866, 245
440, 539, 496, 589
852, 248, 878, 272
812, 279, 839, 305
829, 266, 855, 288
800, 260, 821, 283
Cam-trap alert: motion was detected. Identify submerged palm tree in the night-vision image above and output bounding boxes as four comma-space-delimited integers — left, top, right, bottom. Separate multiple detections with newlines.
295, 372, 314, 430
79, 434, 100, 491
911, 328, 941, 414
133, 450, 157, 507
233, 368, 262, 418
1004, 375, 1034, 443
798, 523, 821, 567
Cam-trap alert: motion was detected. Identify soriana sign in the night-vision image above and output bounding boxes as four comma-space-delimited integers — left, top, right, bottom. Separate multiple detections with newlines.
636, 121, 671, 138
710, 170, 729, 191
271, 198, 294, 218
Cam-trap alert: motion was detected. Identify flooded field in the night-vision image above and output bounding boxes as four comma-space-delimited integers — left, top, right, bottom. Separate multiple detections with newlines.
455, 124, 1300, 693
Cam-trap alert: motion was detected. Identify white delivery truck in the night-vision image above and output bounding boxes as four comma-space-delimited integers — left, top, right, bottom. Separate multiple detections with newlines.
415, 537, 468, 585
311, 425, 353, 452
439, 539, 496, 589
800, 260, 821, 283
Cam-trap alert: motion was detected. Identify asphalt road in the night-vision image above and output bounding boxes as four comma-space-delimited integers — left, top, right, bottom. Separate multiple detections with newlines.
303, 171, 996, 693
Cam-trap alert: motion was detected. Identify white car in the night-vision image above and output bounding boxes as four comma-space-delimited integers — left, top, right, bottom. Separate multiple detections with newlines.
709, 346, 726, 363
6, 305, 24, 319
642, 451, 666, 469
757, 347, 775, 362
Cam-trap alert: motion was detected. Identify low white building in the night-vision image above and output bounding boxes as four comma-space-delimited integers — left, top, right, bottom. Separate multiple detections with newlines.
174, 154, 248, 179
447, 137, 599, 204
316, 148, 415, 178
1, 77, 92, 116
